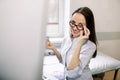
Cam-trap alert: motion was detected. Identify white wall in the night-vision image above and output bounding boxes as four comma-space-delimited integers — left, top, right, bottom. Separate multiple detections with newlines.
70, 0, 120, 60
0, 0, 48, 80
98, 40, 120, 60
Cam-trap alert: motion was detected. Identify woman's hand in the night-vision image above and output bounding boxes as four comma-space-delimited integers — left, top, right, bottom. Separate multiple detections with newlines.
46, 40, 55, 50
46, 40, 62, 62
79, 27, 90, 45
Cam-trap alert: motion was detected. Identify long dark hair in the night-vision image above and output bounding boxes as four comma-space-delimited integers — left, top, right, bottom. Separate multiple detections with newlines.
72, 7, 97, 58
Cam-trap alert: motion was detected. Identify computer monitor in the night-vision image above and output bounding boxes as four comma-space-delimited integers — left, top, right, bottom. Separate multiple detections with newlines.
0, 0, 48, 80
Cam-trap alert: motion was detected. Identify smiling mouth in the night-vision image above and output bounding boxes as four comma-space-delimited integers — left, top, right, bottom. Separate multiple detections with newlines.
73, 31, 78, 34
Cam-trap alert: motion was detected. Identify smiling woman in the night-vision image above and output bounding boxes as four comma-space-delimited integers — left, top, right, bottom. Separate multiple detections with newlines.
46, 7, 97, 80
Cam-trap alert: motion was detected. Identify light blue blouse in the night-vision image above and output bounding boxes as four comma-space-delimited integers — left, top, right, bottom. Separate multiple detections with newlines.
60, 36, 96, 80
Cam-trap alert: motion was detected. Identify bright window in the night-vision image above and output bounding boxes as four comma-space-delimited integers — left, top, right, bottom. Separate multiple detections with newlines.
46, 0, 64, 38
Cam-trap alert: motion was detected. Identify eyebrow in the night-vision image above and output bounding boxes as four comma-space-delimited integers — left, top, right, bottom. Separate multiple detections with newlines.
70, 20, 86, 25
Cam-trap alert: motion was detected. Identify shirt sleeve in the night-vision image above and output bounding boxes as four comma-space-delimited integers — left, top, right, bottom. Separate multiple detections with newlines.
59, 37, 67, 64
66, 41, 96, 78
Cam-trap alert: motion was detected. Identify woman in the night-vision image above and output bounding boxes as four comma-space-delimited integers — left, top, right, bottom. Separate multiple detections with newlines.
46, 7, 97, 80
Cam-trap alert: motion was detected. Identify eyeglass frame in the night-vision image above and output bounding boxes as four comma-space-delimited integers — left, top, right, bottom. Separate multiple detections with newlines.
69, 20, 84, 30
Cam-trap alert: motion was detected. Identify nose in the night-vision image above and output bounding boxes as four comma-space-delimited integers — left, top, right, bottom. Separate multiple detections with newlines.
72, 25, 78, 30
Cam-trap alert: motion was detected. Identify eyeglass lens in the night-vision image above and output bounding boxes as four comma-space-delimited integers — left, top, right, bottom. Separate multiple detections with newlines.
69, 20, 84, 30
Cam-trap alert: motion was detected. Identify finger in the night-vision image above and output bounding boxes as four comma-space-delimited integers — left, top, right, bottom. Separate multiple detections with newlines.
86, 28, 90, 36
80, 30, 84, 36
82, 24, 86, 33
84, 28, 87, 36
46, 41, 50, 46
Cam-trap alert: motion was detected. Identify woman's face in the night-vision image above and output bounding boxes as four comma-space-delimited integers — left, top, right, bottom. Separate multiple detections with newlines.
70, 13, 86, 37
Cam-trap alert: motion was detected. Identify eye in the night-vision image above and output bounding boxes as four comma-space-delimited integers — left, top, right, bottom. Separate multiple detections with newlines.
69, 20, 76, 27
77, 23, 84, 30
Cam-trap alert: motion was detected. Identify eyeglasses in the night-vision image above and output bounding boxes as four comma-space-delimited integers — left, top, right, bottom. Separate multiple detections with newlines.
69, 20, 84, 30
